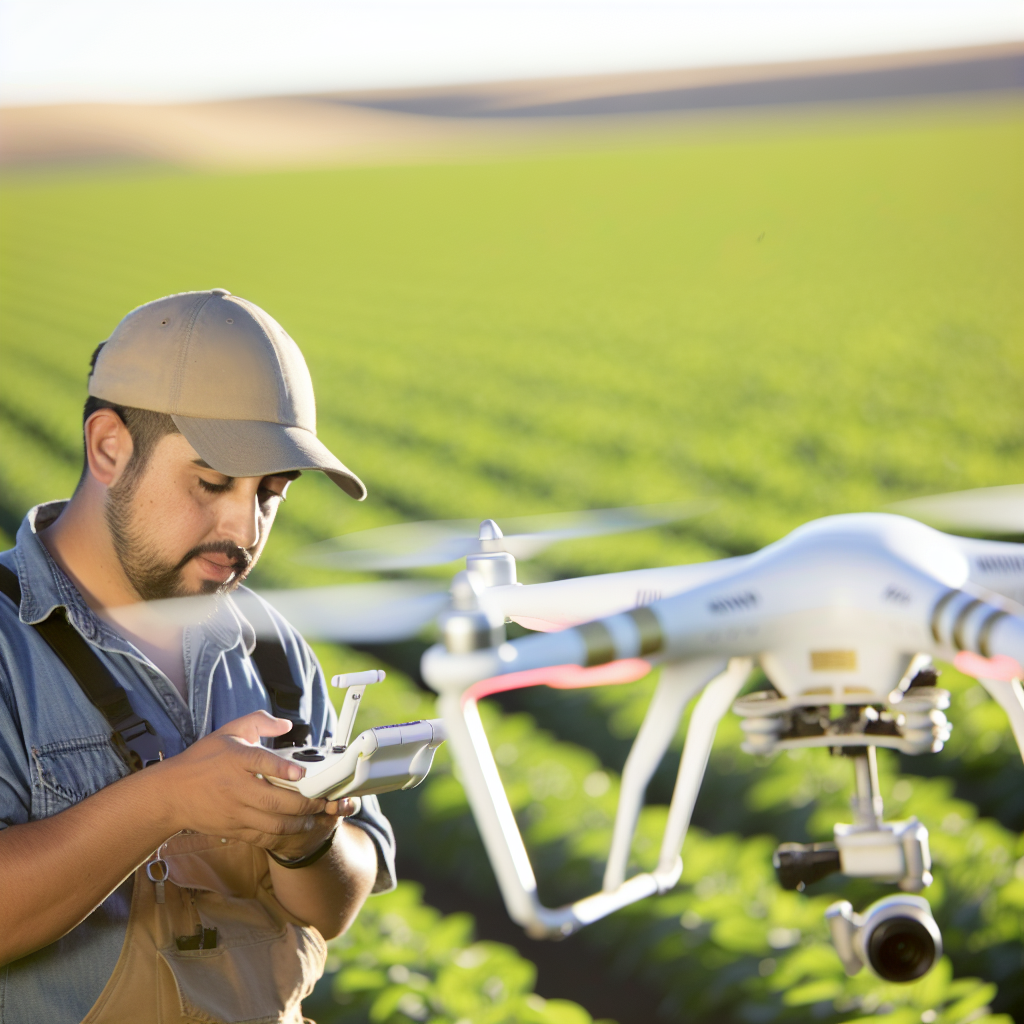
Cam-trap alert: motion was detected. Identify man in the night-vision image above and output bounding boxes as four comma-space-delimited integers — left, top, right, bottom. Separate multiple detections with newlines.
0, 289, 395, 1023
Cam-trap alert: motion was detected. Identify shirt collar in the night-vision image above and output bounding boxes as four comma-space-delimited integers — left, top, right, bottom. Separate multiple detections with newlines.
14, 500, 254, 656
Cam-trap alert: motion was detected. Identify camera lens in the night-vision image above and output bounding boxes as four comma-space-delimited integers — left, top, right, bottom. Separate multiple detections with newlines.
866, 917, 937, 982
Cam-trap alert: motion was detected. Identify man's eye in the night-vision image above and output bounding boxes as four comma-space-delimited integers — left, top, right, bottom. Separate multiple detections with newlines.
259, 477, 293, 503
198, 478, 231, 494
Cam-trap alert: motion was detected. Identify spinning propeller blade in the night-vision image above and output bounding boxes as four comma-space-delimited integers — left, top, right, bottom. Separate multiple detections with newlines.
252, 583, 449, 643
294, 501, 711, 571
888, 485, 1024, 536
125, 580, 448, 645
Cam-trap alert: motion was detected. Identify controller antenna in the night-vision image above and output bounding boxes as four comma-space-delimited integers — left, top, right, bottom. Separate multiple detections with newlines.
330, 670, 386, 751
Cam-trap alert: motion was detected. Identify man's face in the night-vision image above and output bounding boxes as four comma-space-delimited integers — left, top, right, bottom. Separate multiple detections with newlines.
105, 432, 297, 601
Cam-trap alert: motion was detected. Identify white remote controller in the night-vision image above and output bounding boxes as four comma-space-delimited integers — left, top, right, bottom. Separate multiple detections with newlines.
267, 669, 446, 800
268, 720, 447, 800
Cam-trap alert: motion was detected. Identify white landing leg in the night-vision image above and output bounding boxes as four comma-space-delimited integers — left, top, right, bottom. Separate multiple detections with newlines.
978, 676, 1024, 763
655, 657, 754, 877
603, 658, 728, 892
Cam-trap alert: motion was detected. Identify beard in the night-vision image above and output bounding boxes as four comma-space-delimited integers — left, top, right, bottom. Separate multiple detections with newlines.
105, 473, 254, 602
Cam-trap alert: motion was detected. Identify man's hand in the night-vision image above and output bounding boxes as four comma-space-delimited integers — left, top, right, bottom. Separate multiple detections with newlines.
151, 710, 356, 859
157, 711, 380, 938
0, 711, 377, 963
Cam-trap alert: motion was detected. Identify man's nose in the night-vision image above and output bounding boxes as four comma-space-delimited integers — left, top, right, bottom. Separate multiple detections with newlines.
217, 486, 261, 550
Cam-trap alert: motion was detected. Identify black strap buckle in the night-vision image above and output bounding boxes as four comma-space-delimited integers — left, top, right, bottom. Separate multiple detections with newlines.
118, 713, 165, 769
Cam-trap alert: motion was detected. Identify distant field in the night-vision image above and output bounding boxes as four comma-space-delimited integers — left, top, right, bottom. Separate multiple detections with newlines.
2, 95, 1023, 1023
1, 97, 1021, 587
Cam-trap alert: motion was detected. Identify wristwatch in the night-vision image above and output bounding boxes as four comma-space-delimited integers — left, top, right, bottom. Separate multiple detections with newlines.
266, 796, 362, 869
268, 827, 338, 869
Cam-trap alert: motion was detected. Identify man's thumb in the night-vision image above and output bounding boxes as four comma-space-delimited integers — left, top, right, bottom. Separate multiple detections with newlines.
219, 710, 294, 742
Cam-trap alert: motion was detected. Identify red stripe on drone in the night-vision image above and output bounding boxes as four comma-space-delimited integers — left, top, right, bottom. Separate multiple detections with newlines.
953, 651, 1022, 682
462, 658, 652, 705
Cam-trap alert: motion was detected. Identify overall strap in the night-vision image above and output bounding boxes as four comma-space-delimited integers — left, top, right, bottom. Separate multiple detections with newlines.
244, 598, 310, 749
0, 563, 163, 772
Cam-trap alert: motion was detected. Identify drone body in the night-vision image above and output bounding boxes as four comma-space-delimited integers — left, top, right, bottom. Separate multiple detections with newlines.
413, 512, 1024, 976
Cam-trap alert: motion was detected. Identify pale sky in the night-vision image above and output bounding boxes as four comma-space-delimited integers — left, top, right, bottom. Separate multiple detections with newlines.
1, 0, 1022, 106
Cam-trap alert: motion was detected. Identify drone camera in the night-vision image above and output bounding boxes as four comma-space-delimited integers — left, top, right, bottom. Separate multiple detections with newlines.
826, 895, 942, 982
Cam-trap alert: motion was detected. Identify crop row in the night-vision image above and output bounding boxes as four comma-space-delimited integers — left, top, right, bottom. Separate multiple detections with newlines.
307, 882, 609, 1024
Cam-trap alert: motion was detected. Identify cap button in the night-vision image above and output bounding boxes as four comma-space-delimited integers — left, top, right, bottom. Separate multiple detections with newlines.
210, 288, 230, 297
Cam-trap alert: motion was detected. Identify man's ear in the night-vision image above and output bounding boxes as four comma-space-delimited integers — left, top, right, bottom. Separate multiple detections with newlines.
84, 409, 134, 487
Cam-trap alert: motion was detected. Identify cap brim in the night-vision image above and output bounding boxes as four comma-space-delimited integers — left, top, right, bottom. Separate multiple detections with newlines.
172, 416, 366, 500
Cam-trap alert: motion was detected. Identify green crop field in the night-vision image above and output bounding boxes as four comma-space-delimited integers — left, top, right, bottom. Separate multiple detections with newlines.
1, 95, 1022, 1023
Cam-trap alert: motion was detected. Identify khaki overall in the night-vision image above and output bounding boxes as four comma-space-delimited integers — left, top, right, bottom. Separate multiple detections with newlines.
82, 832, 327, 1024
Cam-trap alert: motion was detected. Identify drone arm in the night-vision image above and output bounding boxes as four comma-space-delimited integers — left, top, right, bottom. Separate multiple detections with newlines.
986, 609, 1024, 666
931, 600, 1024, 760
931, 591, 1024, 667
427, 605, 667, 685
604, 658, 728, 892
656, 658, 753, 877
976, 677, 1024, 764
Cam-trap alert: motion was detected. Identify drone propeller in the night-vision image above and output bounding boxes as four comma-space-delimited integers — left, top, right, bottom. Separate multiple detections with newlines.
251, 583, 450, 643
294, 501, 711, 571
888, 484, 1024, 536
127, 580, 449, 645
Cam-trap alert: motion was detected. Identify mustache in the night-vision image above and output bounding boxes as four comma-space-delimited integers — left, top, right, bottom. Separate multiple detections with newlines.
175, 540, 253, 577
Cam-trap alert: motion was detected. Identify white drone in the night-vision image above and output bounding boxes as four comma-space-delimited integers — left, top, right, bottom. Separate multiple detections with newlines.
412, 502, 1024, 982
155, 486, 1024, 982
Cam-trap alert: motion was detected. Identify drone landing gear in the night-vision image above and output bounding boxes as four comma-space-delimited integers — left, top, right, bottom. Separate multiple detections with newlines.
435, 656, 754, 939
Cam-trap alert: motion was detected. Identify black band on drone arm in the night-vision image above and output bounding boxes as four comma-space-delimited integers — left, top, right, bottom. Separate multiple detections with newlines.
245, 598, 311, 749
0, 563, 162, 773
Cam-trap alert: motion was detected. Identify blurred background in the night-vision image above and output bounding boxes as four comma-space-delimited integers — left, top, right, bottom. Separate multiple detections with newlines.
1, 2, 1022, 1021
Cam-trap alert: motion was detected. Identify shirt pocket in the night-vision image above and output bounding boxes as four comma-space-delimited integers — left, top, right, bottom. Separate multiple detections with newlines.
31, 733, 129, 819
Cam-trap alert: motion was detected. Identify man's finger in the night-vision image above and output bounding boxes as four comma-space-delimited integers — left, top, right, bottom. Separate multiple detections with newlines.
238, 744, 310, 783
246, 778, 329, 818
317, 798, 358, 816
217, 710, 294, 743
246, 811, 322, 840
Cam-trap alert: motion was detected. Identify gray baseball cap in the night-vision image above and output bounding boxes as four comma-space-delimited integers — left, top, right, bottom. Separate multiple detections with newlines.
88, 288, 366, 500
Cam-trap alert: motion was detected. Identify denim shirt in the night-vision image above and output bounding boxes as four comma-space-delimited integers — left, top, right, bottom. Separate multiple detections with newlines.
0, 501, 396, 1024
